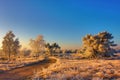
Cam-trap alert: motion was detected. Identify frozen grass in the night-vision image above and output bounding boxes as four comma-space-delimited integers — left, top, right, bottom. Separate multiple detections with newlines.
33, 58, 120, 80
0, 56, 44, 71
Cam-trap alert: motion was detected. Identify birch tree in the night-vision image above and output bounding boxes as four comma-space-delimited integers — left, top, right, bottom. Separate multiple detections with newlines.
29, 35, 45, 58
2, 31, 20, 60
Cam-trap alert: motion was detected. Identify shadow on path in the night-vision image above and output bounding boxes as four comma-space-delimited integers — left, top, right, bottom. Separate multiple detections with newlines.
0, 58, 56, 80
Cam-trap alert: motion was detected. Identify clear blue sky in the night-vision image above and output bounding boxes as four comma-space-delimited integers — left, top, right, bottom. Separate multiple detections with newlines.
0, 0, 120, 49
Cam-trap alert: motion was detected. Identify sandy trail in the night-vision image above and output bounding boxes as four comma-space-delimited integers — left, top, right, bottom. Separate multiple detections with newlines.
0, 58, 56, 80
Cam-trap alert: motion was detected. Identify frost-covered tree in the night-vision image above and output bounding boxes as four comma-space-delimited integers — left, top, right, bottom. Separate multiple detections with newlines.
2, 31, 20, 60
29, 35, 45, 58
12, 38, 21, 56
81, 31, 117, 58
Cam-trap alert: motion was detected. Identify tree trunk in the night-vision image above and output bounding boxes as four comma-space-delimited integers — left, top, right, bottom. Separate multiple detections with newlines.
8, 48, 11, 61
8, 52, 11, 61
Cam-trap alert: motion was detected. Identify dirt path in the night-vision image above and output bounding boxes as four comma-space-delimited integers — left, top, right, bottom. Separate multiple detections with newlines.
0, 58, 56, 80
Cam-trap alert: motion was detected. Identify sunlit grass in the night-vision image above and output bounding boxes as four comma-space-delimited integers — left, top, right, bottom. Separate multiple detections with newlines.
33, 57, 120, 80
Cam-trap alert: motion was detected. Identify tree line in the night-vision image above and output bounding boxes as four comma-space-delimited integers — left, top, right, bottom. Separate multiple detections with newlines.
0, 31, 62, 60
0, 31, 117, 60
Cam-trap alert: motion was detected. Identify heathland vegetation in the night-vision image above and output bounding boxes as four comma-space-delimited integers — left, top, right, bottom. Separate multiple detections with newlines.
0, 30, 120, 80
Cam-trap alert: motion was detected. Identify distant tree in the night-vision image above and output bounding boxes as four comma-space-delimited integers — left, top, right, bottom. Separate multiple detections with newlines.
2, 31, 20, 60
29, 35, 45, 58
51, 43, 61, 53
71, 49, 77, 53
20, 48, 31, 57
12, 38, 21, 56
66, 50, 70, 53
62, 49, 67, 54
45, 43, 61, 56
45, 43, 52, 55
81, 31, 117, 58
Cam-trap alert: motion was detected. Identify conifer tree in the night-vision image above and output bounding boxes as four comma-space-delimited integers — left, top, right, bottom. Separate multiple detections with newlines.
81, 31, 117, 58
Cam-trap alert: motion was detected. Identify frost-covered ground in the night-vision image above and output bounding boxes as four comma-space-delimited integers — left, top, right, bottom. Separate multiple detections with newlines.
33, 56, 120, 80
0, 56, 44, 72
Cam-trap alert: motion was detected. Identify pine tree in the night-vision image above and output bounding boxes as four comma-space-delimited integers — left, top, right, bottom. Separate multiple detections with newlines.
81, 31, 117, 58
45, 43, 61, 56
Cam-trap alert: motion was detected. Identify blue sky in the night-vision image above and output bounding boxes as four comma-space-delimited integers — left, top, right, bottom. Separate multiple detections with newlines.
0, 0, 120, 49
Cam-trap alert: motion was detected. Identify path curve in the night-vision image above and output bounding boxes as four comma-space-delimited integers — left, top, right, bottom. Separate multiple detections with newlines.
0, 58, 56, 80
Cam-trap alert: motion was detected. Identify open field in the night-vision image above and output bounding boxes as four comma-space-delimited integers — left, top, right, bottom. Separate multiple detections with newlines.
0, 54, 120, 80
1, 0, 120, 80
34, 54, 120, 80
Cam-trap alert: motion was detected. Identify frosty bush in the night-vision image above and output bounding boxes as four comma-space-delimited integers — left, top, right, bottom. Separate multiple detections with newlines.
81, 31, 117, 58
